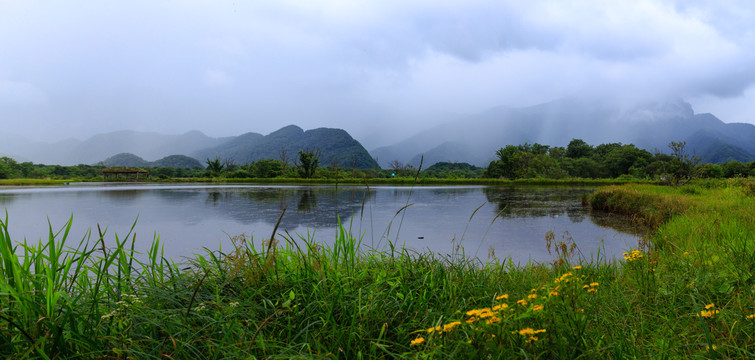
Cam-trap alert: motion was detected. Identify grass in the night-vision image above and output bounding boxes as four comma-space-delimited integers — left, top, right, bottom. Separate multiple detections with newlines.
0, 178, 753, 358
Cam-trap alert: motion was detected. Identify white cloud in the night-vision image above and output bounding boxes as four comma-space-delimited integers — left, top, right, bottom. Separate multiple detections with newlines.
204, 69, 232, 85
0, 80, 47, 106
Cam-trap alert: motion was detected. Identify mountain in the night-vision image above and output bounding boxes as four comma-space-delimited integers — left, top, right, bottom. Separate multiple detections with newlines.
102, 153, 203, 168
193, 125, 378, 169
0, 130, 225, 166
371, 98, 755, 167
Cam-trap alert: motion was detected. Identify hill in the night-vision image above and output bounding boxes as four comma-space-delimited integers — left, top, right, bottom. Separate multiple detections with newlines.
102, 153, 203, 168
193, 125, 379, 169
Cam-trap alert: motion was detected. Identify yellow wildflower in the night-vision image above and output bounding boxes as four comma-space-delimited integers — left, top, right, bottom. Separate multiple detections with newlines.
587, 288, 597, 293
492, 303, 509, 311
698, 310, 719, 318
528, 294, 537, 300
427, 326, 441, 333
495, 294, 509, 300
517, 328, 546, 336
590, 282, 599, 287
533, 304, 544, 311
517, 299, 528, 306
549, 290, 559, 297
485, 316, 501, 324
705, 345, 717, 351
747, 314, 755, 320
410, 337, 425, 346
704, 303, 715, 310
526, 336, 539, 343
572, 265, 582, 270
443, 321, 461, 332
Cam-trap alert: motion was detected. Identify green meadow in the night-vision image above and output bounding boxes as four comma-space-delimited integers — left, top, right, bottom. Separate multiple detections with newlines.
0, 179, 753, 359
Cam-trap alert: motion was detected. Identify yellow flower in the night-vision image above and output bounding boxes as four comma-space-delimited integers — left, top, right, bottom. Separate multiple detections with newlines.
492, 303, 509, 311
705, 345, 717, 351
587, 288, 598, 293
229, 301, 239, 308
443, 321, 461, 332
517, 328, 546, 336
572, 265, 582, 270
526, 336, 539, 343
495, 294, 509, 300
698, 310, 719, 318
410, 337, 425, 346
427, 326, 441, 333
517, 299, 528, 306
549, 290, 559, 297
704, 303, 715, 310
485, 316, 501, 324
747, 314, 755, 320
590, 282, 599, 287
527, 294, 537, 300
533, 304, 544, 311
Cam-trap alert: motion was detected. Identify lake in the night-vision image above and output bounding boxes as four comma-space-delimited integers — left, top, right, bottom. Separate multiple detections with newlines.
0, 183, 644, 264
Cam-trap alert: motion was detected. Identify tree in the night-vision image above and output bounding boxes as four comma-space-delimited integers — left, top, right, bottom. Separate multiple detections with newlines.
279, 148, 290, 177
566, 139, 593, 159
665, 141, 699, 185
297, 150, 320, 178
388, 160, 406, 176
205, 157, 225, 177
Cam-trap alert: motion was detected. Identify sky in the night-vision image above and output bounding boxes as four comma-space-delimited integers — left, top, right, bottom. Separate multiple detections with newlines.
1, 0, 754, 148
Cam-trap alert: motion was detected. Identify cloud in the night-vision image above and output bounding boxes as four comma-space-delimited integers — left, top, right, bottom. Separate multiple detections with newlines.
204, 69, 232, 85
1, 0, 754, 142
0, 80, 47, 106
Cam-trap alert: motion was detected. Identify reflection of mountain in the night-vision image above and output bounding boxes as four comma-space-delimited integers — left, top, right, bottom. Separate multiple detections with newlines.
200, 187, 368, 230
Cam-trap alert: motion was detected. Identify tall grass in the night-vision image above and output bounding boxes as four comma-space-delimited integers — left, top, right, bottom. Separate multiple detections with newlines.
0, 178, 753, 358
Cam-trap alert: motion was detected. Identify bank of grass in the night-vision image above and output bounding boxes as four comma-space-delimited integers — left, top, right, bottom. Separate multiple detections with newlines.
165, 176, 652, 186
0, 179, 753, 358
0, 178, 74, 186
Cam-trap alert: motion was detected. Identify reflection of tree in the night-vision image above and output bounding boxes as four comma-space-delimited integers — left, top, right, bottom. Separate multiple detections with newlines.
97, 189, 145, 203
205, 191, 233, 206
297, 189, 317, 213
483, 187, 594, 219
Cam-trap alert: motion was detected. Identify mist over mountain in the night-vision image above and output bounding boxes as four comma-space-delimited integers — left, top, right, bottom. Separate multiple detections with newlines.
1, 99, 751, 170
0, 130, 225, 166
371, 99, 755, 168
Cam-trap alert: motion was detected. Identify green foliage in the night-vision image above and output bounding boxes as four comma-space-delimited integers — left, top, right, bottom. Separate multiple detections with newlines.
205, 157, 225, 177
485, 139, 752, 182
297, 150, 320, 179
421, 162, 484, 179
254, 159, 284, 178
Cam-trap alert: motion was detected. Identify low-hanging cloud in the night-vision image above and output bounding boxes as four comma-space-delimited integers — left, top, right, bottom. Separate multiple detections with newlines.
0, 0, 753, 143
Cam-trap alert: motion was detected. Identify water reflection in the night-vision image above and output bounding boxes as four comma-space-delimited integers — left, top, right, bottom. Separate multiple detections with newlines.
0, 184, 642, 263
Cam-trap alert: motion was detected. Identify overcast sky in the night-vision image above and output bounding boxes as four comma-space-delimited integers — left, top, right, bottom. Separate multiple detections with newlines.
1, 0, 754, 146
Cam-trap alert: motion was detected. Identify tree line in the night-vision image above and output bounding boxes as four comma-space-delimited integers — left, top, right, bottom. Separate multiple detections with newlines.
484, 139, 754, 183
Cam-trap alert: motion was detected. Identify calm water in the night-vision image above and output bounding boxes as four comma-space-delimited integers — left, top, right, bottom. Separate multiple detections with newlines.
0, 184, 644, 264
